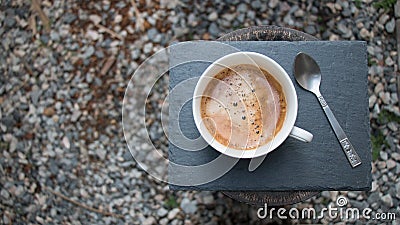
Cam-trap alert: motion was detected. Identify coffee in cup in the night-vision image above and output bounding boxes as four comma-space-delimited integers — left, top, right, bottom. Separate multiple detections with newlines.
200, 64, 286, 150
193, 52, 313, 158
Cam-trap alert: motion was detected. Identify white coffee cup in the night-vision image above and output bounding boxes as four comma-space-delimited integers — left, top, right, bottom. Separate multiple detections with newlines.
192, 52, 313, 158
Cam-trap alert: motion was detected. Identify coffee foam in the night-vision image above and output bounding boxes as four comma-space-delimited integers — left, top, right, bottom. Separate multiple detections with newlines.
201, 64, 286, 150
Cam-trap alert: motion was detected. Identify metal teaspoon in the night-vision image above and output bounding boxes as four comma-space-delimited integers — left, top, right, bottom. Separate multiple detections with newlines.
293, 52, 362, 168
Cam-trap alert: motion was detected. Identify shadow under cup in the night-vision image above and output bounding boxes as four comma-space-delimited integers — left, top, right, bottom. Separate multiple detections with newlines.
192, 52, 305, 159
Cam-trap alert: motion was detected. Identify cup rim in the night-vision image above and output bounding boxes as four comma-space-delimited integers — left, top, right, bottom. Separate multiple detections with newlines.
192, 51, 298, 158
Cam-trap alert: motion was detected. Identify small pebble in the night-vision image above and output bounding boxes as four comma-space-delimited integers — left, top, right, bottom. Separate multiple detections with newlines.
391, 152, 400, 161
374, 83, 384, 94
62, 136, 70, 149
180, 198, 197, 214
157, 207, 168, 217
381, 194, 393, 207
208, 12, 218, 21
385, 18, 395, 33
168, 208, 180, 220
89, 14, 102, 24
143, 42, 153, 54
386, 159, 396, 169
380, 151, 388, 161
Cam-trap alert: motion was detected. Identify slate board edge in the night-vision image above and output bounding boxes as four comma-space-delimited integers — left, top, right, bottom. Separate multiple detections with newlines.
168, 41, 372, 191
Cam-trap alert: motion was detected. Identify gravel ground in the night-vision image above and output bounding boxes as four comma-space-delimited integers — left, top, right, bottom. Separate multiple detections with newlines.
1, 0, 399, 224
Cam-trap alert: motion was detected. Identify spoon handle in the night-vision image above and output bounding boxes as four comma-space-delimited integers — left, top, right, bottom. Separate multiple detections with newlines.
316, 94, 362, 168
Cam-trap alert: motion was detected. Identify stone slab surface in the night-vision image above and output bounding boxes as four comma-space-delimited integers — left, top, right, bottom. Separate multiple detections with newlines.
168, 41, 371, 191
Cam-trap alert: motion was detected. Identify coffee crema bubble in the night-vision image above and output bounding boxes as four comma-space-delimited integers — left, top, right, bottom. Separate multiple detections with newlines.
200, 64, 287, 150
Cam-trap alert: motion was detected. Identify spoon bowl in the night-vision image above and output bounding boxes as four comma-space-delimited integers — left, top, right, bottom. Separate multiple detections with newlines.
293, 53, 322, 94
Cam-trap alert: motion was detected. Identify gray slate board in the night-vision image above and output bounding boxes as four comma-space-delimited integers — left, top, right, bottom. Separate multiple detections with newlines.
168, 41, 371, 191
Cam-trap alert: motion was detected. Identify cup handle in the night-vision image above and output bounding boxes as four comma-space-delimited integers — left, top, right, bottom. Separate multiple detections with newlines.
289, 126, 313, 143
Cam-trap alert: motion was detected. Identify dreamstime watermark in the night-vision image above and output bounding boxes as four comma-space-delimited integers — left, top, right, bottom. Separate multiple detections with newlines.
257, 196, 396, 222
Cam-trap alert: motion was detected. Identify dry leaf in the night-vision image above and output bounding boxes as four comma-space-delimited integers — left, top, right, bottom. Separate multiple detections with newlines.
31, 0, 51, 33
